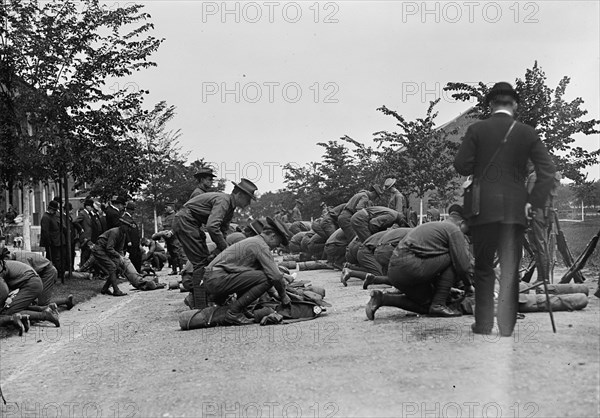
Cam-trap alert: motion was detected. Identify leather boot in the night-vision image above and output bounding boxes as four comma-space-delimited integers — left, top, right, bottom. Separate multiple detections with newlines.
20, 307, 60, 327
226, 282, 270, 325
108, 272, 127, 297
365, 290, 384, 320
52, 294, 75, 310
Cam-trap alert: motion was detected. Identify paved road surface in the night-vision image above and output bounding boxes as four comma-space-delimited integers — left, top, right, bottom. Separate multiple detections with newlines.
1, 268, 598, 417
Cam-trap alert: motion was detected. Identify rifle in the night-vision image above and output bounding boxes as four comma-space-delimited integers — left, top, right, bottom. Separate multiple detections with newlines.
526, 208, 556, 333
559, 228, 600, 284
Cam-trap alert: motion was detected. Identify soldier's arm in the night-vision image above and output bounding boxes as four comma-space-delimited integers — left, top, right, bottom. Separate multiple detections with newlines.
355, 195, 370, 210
206, 201, 229, 251
448, 229, 472, 285
105, 232, 122, 259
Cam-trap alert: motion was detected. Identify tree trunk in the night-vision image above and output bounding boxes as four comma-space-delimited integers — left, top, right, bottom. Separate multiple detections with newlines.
64, 172, 72, 281
154, 205, 158, 234
22, 184, 32, 251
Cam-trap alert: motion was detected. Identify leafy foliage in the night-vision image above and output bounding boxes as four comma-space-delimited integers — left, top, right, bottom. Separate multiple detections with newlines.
0, 0, 163, 194
374, 99, 460, 199
444, 62, 599, 183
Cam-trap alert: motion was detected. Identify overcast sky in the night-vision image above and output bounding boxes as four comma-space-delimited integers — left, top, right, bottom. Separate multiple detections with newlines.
122, 1, 600, 193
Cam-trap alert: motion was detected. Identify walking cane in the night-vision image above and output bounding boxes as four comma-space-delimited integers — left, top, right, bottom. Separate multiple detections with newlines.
527, 210, 556, 333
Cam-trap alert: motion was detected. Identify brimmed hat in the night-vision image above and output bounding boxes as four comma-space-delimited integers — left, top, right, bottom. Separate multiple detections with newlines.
384, 178, 397, 190
193, 167, 216, 180
84, 198, 94, 207
52, 196, 63, 204
485, 82, 520, 105
447, 204, 464, 218
112, 196, 126, 205
125, 202, 136, 211
370, 184, 383, 197
232, 178, 259, 200
248, 219, 264, 235
48, 200, 60, 210
165, 201, 177, 207
264, 216, 292, 246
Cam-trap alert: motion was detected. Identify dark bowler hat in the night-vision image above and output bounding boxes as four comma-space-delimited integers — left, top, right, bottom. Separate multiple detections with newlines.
265, 216, 291, 246
485, 82, 520, 105
52, 196, 63, 204
165, 201, 177, 207
84, 198, 94, 207
125, 202, 136, 211
370, 184, 383, 197
194, 167, 216, 179
232, 178, 259, 200
48, 200, 60, 210
112, 196, 126, 205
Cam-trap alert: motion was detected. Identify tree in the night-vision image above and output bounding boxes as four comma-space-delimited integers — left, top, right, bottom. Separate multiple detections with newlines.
444, 62, 600, 183
0, 0, 162, 192
1, 0, 162, 249
373, 99, 460, 222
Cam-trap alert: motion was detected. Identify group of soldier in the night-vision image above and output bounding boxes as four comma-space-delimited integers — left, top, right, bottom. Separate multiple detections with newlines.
0, 162, 475, 332
0, 82, 577, 338
0, 192, 170, 331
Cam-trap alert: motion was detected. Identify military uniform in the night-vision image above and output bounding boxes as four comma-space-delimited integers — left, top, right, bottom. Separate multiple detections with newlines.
387, 220, 471, 311
10, 251, 56, 305
290, 205, 302, 222
0, 260, 43, 314
324, 228, 349, 269
173, 192, 235, 268
350, 206, 405, 242
92, 225, 131, 295
190, 184, 209, 200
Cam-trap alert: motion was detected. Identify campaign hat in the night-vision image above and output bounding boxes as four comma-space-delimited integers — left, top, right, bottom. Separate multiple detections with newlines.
264, 216, 292, 246
232, 178, 259, 200
193, 167, 216, 180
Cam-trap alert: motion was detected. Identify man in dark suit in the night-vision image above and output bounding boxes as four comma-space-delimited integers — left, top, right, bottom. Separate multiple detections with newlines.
74, 199, 96, 266
122, 201, 142, 273
104, 196, 125, 230
40, 200, 67, 280
454, 82, 556, 337
92, 200, 107, 236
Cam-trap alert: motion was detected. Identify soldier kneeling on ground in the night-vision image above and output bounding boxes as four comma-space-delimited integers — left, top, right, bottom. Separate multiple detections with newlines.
0, 236, 60, 328
203, 217, 292, 325
365, 204, 473, 319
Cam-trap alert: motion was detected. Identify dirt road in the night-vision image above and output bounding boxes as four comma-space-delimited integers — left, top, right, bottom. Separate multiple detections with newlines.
1, 268, 598, 418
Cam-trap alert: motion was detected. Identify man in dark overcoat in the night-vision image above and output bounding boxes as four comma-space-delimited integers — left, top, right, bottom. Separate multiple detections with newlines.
454, 82, 556, 336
